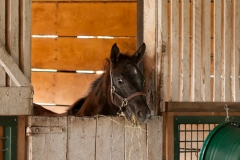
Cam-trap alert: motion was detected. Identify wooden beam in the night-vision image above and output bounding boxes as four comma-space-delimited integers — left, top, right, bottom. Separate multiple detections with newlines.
0, 45, 31, 86
166, 102, 240, 112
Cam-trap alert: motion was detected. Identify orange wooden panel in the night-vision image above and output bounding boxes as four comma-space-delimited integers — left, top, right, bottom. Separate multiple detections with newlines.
32, 3, 57, 35
32, 72, 99, 105
32, 38, 136, 70
32, 2, 137, 36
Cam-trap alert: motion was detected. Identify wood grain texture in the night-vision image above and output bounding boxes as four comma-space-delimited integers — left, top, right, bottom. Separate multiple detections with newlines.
32, 38, 136, 70
20, 0, 32, 81
17, 116, 26, 160
32, 0, 136, 1
147, 116, 163, 160
111, 117, 125, 160
143, 0, 156, 114
0, 46, 31, 86
0, 87, 32, 115
67, 117, 96, 160
232, 0, 240, 102
32, 2, 137, 36
213, 0, 222, 101
170, 0, 180, 101
191, 0, 202, 101
32, 72, 99, 105
27, 116, 67, 160
180, 0, 190, 101
202, 0, 211, 101
125, 120, 147, 160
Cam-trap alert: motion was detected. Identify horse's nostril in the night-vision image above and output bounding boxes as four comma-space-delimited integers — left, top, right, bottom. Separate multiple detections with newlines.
137, 110, 144, 118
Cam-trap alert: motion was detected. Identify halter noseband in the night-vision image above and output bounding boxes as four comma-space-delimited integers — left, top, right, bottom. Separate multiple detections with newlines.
109, 63, 146, 114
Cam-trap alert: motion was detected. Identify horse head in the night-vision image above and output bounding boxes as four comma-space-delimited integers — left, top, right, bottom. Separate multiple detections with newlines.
109, 43, 151, 124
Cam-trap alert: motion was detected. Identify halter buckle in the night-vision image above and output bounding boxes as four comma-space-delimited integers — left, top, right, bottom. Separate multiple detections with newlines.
121, 98, 128, 107
111, 86, 115, 93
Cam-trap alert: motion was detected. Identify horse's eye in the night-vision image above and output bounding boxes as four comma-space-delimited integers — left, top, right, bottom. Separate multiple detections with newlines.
117, 79, 123, 84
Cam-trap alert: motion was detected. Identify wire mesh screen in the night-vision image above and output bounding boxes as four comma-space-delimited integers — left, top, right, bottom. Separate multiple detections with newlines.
174, 116, 240, 160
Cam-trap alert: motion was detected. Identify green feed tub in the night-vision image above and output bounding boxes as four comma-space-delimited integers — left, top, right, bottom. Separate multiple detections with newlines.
199, 122, 240, 160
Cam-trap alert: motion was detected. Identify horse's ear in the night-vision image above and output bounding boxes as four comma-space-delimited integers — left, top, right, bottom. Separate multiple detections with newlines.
110, 43, 120, 64
132, 43, 146, 64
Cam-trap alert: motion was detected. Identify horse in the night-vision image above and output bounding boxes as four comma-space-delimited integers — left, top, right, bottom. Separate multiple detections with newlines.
34, 43, 151, 124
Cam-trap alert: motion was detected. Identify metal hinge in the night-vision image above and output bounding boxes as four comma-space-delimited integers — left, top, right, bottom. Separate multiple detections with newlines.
26, 126, 64, 136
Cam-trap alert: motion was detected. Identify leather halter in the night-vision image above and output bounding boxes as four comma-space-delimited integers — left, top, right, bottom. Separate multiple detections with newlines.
109, 63, 146, 113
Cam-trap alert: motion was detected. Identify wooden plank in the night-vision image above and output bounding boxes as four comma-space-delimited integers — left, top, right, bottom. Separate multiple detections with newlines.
0, 0, 6, 87
32, 2, 137, 37
191, 0, 202, 101
27, 116, 67, 160
202, 0, 211, 101
213, 0, 222, 101
166, 102, 240, 112
96, 117, 112, 160
180, 0, 190, 101
222, 0, 231, 101
0, 87, 32, 115
32, 0, 136, 1
32, 72, 98, 105
67, 117, 96, 160
32, 38, 136, 70
20, 0, 32, 81
7, 0, 19, 67
143, 0, 156, 113
232, 0, 240, 102
0, 46, 31, 86
31, 3, 57, 35
147, 116, 162, 160
166, 112, 174, 160
111, 117, 125, 160
170, 0, 179, 101
125, 120, 147, 160
17, 116, 26, 160
160, 0, 169, 110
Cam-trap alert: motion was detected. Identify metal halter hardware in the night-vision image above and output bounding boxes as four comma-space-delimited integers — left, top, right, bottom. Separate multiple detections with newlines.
109, 63, 146, 114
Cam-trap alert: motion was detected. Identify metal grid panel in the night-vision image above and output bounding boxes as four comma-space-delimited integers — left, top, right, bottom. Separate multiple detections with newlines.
174, 116, 240, 160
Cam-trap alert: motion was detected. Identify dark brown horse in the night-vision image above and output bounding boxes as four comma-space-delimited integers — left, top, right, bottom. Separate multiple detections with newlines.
34, 43, 151, 124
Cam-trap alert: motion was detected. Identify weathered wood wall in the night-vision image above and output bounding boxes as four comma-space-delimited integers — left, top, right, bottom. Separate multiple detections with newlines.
144, 0, 240, 113
0, 0, 32, 115
31, 1, 138, 111
27, 116, 162, 160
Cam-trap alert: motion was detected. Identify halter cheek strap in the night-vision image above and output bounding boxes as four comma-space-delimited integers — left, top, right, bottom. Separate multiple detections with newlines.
109, 64, 146, 113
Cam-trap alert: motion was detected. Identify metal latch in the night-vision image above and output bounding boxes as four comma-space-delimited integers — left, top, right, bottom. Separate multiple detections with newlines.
26, 126, 64, 136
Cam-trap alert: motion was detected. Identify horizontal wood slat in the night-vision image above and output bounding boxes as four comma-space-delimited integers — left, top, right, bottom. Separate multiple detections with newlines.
32, 2, 137, 36
32, 72, 99, 105
32, 0, 136, 1
32, 38, 136, 70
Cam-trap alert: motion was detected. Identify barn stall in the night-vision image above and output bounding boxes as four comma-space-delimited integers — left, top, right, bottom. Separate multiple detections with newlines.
1, 0, 240, 159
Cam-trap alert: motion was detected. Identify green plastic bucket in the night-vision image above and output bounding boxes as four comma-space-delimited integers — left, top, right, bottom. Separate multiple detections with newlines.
199, 122, 240, 160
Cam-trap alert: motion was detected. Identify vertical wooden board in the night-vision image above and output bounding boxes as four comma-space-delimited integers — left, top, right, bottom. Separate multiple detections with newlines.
0, 0, 5, 46
111, 117, 125, 160
191, 0, 202, 101
143, 0, 156, 113
180, 0, 190, 101
125, 120, 147, 160
20, 0, 32, 81
7, 0, 19, 66
232, 0, 240, 102
27, 116, 67, 160
202, 0, 211, 101
213, 0, 222, 101
222, 0, 231, 101
18, 116, 26, 160
166, 112, 174, 160
0, 67, 5, 86
67, 117, 96, 160
160, 0, 169, 109
170, 0, 180, 101
96, 117, 112, 160
147, 116, 163, 160
32, 3, 57, 35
